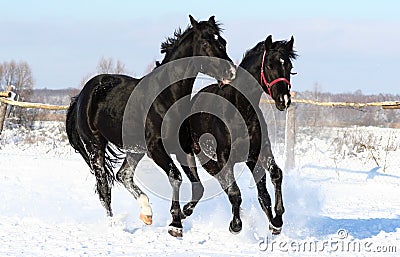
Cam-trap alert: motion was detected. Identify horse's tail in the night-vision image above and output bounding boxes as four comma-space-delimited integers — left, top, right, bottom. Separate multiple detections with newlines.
66, 76, 126, 186
66, 95, 92, 169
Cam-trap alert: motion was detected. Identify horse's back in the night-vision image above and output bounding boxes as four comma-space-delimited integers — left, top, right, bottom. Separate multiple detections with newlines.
75, 74, 140, 146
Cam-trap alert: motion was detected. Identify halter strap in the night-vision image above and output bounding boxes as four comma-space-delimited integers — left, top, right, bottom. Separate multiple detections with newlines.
260, 50, 291, 96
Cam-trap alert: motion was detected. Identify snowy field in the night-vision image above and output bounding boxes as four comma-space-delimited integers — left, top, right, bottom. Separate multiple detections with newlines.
0, 121, 399, 256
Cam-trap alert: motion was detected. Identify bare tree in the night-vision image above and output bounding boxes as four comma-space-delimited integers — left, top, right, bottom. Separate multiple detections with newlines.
115, 60, 126, 74
97, 57, 113, 74
0, 60, 34, 101
97, 57, 126, 74
0, 60, 35, 128
79, 72, 96, 88
0, 65, 4, 89
80, 57, 127, 88
143, 58, 156, 75
311, 82, 322, 126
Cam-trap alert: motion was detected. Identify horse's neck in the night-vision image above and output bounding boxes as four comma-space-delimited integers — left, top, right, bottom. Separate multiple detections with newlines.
159, 43, 197, 99
169, 77, 196, 103
235, 54, 264, 104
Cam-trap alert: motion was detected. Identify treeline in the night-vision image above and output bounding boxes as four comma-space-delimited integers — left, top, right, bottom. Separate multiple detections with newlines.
30, 88, 77, 106
294, 90, 400, 128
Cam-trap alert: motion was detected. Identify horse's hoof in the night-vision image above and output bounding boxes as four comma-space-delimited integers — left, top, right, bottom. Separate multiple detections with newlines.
229, 220, 242, 235
168, 226, 183, 237
139, 213, 152, 225
269, 223, 282, 235
183, 204, 194, 217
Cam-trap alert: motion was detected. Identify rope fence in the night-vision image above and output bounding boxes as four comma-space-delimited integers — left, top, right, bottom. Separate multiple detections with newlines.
0, 97, 68, 110
1, 95, 399, 111
261, 99, 400, 109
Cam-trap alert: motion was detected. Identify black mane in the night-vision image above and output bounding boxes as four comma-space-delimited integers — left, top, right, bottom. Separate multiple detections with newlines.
160, 20, 223, 55
241, 39, 298, 66
161, 26, 191, 54
273, 39, 298, 60
241, 41, 264, 64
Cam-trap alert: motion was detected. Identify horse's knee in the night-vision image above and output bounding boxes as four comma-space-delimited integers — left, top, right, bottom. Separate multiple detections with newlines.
265, 157, 282, 183
115, 169, 125, 183
168, 166, 183, 186
271, 167, 282, 182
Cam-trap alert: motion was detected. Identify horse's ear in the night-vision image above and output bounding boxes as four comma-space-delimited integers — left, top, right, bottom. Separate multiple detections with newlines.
189, 15, 199, 30
208, 15, 216, 25
264, 35, 273, 51
286, 36, 294, 50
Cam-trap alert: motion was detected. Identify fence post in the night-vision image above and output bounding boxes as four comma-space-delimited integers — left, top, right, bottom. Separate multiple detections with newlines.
0, 86, 13, 135
284, 103, 296, 171
0, 102, 7, 134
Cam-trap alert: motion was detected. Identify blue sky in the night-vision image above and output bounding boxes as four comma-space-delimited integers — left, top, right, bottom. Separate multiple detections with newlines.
2, 0, 400, 94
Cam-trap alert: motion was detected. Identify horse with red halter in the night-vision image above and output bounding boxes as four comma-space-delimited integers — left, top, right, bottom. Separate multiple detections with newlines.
187, 35, 297, 235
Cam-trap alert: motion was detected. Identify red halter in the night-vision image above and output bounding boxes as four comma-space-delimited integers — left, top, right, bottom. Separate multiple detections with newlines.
260, 50, 291, 96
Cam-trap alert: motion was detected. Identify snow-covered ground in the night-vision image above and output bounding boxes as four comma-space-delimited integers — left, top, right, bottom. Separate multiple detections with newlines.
0, 122, 399, 256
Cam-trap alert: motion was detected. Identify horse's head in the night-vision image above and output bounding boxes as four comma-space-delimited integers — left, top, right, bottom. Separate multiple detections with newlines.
188, 15, 236, 84
261, 35, 297, 111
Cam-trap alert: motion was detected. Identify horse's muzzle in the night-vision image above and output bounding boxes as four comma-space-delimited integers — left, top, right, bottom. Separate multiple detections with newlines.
220, 64, 237, 85
275, 94, 291, 111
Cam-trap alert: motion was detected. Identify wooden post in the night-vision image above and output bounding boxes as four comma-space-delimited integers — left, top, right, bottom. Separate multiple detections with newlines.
284, 104, 296, 171
0, 101, 7, 134
0, 86, 12, 135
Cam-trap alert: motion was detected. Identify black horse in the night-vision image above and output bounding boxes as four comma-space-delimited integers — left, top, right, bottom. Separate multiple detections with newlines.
187, 35, 297, 235
66, 15, 236, 237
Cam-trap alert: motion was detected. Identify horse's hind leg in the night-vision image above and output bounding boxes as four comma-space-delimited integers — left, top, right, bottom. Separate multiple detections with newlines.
217, 165, 242, 234
176, 153, 204, 218
84, 140, 113, 217
147, 140, 184, 237
203, 159, 242, 234
116, 153, 153, 225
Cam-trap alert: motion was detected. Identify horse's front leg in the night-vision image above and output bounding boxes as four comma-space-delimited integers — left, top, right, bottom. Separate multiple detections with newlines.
246, 161, 274, 226
259, 153, 285, 235
176, 153, 204, 218
147, 140, 184, 237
